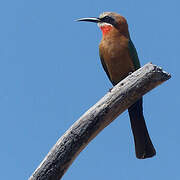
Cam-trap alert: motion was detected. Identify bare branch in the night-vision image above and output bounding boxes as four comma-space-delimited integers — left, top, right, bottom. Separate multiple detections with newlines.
29, 63, 171, 180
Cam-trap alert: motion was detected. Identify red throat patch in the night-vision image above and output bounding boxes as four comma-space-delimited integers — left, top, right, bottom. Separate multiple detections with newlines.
100, 25, 113, 36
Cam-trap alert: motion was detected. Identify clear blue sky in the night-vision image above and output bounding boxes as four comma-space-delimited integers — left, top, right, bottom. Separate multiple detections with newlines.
0, 0, 179, 179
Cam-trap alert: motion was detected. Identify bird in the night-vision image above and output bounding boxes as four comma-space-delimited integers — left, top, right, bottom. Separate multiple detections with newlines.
76, 12, 156, 159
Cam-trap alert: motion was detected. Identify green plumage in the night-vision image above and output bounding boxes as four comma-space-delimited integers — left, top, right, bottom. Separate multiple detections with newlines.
128, 39, 141, 70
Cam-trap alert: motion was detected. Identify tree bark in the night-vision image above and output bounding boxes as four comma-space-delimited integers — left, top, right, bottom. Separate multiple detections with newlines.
29, 63, 171, 180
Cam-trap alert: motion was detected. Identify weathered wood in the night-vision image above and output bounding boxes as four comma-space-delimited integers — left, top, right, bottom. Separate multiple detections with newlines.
29, 63, 171, 180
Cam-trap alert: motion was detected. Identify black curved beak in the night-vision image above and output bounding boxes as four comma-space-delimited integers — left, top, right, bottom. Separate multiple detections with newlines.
76, 17, 101, 23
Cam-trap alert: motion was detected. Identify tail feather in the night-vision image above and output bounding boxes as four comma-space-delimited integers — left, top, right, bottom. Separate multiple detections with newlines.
128, 98, 156, 159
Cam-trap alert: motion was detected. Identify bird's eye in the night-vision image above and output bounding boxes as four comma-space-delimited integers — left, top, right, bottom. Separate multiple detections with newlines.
103, 16, 111, 21
102, 16, 115, 24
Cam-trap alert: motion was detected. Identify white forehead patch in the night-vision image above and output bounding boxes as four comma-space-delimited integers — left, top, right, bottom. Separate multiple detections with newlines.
99, 12, 111, 18
97, 22, 113, 28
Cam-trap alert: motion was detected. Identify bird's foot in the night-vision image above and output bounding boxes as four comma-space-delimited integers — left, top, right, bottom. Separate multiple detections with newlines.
109, 87, 113, 92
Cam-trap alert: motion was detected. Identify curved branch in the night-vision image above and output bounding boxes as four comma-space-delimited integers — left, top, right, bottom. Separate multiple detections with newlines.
29, 63, 171, 180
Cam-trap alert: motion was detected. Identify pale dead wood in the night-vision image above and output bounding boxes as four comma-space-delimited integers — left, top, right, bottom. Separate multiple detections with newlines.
29, 63, 171, 180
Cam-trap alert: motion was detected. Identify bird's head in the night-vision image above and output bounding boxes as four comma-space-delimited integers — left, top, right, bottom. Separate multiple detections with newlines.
76, 12, 129, 37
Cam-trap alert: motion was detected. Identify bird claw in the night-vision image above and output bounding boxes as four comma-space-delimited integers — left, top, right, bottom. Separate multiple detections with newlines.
109, 88, 113, 92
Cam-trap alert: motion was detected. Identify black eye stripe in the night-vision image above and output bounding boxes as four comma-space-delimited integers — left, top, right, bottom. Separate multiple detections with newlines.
100, 16, 115, 25
102, 16, 113, 21
99, 15, 118, 27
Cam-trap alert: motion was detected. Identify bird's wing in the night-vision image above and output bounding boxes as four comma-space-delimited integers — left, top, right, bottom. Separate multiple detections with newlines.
99, 49, 114, 85
128, 38, 141, 70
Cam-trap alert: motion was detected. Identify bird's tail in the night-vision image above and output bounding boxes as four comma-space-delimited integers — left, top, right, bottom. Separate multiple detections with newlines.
128, 98, 156, 159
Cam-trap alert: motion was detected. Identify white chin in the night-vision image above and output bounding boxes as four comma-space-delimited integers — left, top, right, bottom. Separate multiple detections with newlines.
97, 22, 112, 27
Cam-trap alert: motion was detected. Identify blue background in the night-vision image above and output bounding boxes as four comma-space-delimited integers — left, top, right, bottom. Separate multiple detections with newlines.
0, 0, 179, 179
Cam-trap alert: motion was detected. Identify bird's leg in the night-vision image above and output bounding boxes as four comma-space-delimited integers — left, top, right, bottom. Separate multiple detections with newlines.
109, 87, 113, 92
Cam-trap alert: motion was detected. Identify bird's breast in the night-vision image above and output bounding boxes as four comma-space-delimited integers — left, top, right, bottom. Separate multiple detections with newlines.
99, 36, 135, 84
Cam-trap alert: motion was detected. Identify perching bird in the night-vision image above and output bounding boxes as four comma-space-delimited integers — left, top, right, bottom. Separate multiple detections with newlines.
76, 12, 156, 159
